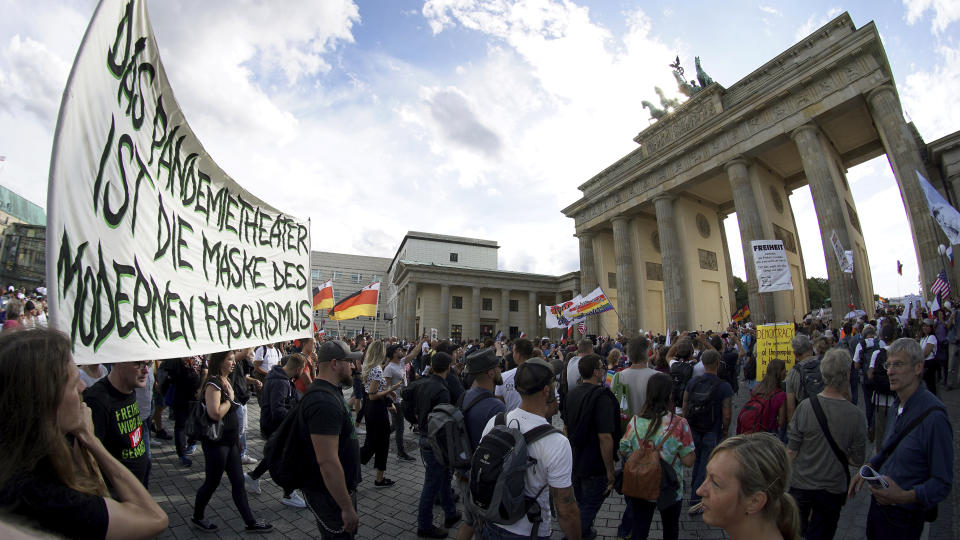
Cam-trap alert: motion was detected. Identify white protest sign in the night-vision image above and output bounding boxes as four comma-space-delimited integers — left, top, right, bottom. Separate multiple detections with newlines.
47, 0, 311, 364
545, 294, 582, 329
751, 240, 793, 292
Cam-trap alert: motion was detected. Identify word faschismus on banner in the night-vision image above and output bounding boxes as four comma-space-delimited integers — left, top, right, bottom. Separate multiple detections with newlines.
47, 0, 311, 364
750, 240, 793, 293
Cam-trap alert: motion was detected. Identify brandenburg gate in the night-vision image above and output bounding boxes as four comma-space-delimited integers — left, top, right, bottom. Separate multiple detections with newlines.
563, 12, 957, 335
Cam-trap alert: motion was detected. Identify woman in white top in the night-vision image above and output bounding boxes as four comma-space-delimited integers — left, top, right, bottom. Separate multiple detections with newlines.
359, 341, 401, 487
920, 318, 939, 396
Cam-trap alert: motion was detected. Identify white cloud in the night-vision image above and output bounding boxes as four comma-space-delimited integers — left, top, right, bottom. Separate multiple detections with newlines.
795, 7, 844, 42
759, 5, 782, 16
0, 35, 71, 122
901, 43, 960, 141
903, 0, 960, 34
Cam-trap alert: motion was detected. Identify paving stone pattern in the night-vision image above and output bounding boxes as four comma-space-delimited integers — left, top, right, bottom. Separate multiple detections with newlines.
150, 377, 959, 539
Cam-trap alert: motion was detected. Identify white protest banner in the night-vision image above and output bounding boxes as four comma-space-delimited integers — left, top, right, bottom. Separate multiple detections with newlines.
47, 0, 311, 364
545, 294, 582, 328
918, 170, 960, 245
750, 240, 793, 293
843, 251, 854, 274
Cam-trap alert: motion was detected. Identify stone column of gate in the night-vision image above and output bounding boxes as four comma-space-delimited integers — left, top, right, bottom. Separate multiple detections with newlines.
867, 85, 943, 293
578, 232, 599, 334
395, 288, 405, 339
726, 158, 776, 324
611, 216, 640, 337
440, 284, 451, 340
407, 282, 418, 338
500, 288, 511, 337
471, 287, 481, 341
791, 124, 863, 318
653, 195, 691, 331
717, 212, 737, 320
527, 291, 538, 339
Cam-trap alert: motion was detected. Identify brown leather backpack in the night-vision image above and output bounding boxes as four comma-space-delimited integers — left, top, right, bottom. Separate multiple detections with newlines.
621, 415, 676, 500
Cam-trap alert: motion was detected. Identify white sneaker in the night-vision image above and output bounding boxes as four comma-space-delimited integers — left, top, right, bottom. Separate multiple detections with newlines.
282, 490, 307, 509
244, 473, 261, 495
241, 455, 258, 465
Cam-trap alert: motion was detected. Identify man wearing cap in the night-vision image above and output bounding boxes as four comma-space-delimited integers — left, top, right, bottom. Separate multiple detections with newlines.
415, 352, 462, 538
481, 358, 581, 540
455, 348, 506, 540
301, 340, 363, 539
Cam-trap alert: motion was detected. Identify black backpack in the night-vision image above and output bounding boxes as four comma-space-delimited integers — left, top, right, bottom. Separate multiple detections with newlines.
796, 357, 824, 402
872, 349, 893, 395
685, 376, 721, 432
426, 393, 487, 470
401, 376, 431, 425
859, 339, 881, 377
670, 360, 694, 407
263, 384, 332, 491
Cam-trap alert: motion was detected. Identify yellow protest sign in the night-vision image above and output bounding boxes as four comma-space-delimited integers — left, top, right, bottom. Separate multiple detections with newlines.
755, 323, 796, 381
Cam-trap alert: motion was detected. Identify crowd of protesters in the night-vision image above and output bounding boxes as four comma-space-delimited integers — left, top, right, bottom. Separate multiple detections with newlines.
0, 286, 954, 540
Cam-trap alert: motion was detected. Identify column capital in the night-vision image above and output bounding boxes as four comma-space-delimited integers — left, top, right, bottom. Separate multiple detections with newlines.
610, 215, 632, 226
575, 230, 594, 240
724, 156, 751, 174
865, 84, 897, 106
652, 193, 676, 205
790, 123, 821, 142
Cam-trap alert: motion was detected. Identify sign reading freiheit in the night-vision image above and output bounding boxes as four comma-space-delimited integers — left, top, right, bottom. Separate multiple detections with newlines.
750, 240, 793, 293
46, 0, 311, 364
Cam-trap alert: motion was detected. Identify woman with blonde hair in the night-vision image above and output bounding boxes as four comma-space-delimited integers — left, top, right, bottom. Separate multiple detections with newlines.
0, 328, 168, 539
360, 340, 401, 487
696, 432, 801, 540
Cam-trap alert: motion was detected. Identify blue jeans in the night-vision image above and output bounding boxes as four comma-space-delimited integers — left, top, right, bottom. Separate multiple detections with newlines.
237, 403, 248, 457
418, 437, 456, 530
573, 475, 607, 536
849, 367, 859, 405
690, 430, 718, 503
482, 524, 550, 540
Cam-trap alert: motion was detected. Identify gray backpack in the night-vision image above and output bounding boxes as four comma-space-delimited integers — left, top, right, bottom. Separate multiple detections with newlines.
466, 413, 560, 527
426, 394, 487, 470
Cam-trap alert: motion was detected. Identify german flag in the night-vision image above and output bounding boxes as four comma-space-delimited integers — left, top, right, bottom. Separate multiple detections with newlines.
329, 282, 380, 320
732, 304, 750, 323
313, 280, 334, 310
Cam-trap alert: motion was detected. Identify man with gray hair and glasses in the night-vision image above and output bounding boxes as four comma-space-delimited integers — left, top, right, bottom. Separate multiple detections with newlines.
849, 337, 953, 540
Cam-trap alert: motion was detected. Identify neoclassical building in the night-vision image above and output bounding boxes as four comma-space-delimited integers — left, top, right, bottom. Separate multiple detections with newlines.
387, 232, 580, 341
563, 12, 960, 336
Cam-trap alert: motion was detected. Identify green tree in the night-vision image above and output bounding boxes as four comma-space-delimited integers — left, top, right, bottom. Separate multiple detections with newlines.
733, 276, 749, 313
807, 277, 830, 310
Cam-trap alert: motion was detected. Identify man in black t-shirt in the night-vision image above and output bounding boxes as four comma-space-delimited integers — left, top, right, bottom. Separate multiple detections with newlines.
83, 361, 151, 487
563, 353, 618, 540
301, 340, 362, 539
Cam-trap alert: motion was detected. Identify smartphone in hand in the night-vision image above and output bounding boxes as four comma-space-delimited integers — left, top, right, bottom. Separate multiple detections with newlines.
859, 465, 890, 489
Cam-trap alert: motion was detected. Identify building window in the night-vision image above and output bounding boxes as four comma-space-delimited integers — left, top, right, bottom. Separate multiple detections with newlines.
417, 297, 421, 308
482, 298, 493, 311
332, 271, 342, 281
509, 299, 519, 312
371, 274, 382, 283
450, 252, 459, 262
608, 272, 617, 289
451, 324, 463, 342
452, 296, 463, 309
311, 268, 322, 281
352, 273, 362, 284
509, 326, 519, 339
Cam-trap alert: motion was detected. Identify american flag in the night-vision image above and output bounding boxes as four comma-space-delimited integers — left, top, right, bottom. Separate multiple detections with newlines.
931, 270, 951, 300
577, 321, 586, 335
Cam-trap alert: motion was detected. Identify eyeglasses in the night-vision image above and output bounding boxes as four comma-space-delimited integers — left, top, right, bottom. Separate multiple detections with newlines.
883, 361, 909, 370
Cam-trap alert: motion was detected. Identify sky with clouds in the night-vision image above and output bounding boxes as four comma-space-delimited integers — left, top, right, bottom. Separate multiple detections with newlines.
1, 0, 959, 300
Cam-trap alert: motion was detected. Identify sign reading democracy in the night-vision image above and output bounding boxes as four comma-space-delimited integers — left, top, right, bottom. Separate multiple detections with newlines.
47, 0, 311, 364
755, 323, 795, 381
751, 240, 793, 293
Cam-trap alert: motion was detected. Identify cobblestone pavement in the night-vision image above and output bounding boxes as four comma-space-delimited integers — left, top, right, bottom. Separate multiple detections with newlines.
150, 377, 959, 539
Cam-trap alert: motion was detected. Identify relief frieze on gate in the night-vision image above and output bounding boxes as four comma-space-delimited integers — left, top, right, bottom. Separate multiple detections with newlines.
574, 50, 880, 230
